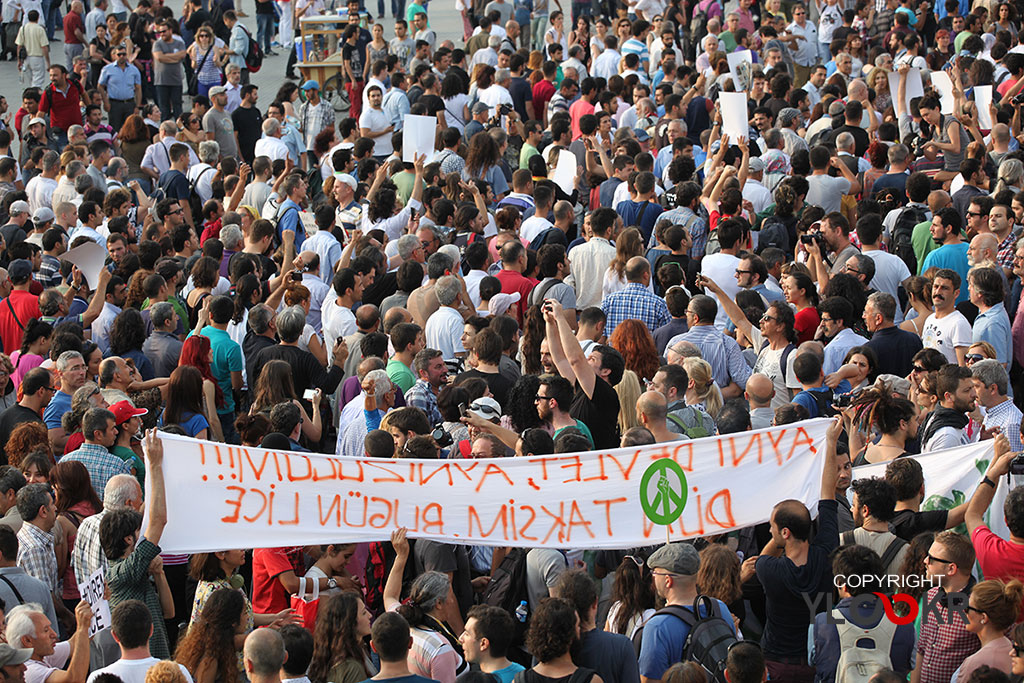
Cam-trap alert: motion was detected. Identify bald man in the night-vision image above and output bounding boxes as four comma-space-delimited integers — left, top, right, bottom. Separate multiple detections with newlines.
636, 391, 683, 443
344, 303, 382, 377
383, 306, 414, 333
666, 340, 701, 366
243, 629, 286, 683
746, 373, 775, 429
600, 256, 671, 335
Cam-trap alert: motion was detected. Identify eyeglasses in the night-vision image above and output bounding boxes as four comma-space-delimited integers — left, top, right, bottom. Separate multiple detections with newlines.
844, 266, 861, 275
966, 211, 984, 217
925, 552, 954, 565
169, 208, 183, 215
534, 394, 550, 402
820, 316, 835, 323
624, 555, 644, 569
1013, 644, 1024, 657
760, 314, 779, 323
650, 571, 679, 578
735, 269, 753, 275
965, 605, 987, 616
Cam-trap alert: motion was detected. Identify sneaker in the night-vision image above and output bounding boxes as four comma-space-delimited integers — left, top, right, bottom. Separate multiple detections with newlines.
266, 49, 279, 55
285, 72, 298, 79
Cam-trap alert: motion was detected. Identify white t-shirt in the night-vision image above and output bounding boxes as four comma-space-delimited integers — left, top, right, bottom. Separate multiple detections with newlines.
863, 249, 911, 322
921, 311, 972, 364
88, 659, 194, 683
700, 253, 741, 331
26, 642, 70, 683
749, 326, 801, 412
425, 305, 466, 361
321, 296, 356, 365
520, 215, 553, 244
359, 108, 394, 157
477, 84, 513, 117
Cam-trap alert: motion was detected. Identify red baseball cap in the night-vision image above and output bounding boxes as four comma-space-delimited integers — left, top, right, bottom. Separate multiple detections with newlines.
110, 400, 147, 425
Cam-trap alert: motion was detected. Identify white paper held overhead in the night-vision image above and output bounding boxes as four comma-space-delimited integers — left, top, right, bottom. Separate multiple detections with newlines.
402, 114, 436, 163
62, 241, 108, 291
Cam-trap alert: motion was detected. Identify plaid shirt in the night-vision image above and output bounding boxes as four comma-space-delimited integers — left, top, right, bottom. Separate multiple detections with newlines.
917, 584, 980, 683
17, 522, 59, 595
405, 379, 442, 425
997, 227, 1020, 272
659, 206, 708, 259
601, 283, 671, 337
35, 254, 62, 288
72, 509, 107, 587
63, 444, 133, 504
984, 399, 1024, 451
297, 99, 336, 151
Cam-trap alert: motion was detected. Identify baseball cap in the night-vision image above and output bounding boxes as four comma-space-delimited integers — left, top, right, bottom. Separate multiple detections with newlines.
32, 207, 54, 223
875, 374, 911, 397
634, 127, 651, 142
208, 85, 227, 97
748, 157, 766, 174
647, 543, 700, 575
301, 80, 320, 91
7, 259, 31, 281
334, 173, 357, 190
472, 101, 490, 114
9, 201, 29, 216
0, 645, 32, 668
110, 400, 147, 425
27, 117, 45, 128
468, 397, 501, 421
488, 292, 521, 316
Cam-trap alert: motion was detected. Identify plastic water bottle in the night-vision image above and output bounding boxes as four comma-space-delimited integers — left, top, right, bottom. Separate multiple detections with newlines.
515, 600, 528, 623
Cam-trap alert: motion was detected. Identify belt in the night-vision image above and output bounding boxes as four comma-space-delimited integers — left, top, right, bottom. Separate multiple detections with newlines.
110, 98, 134, 102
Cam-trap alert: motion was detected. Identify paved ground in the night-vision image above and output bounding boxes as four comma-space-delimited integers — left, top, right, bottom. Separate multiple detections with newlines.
0, 0, 463, 120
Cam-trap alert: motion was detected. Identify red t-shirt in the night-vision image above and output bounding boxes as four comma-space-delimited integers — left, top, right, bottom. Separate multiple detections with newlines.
63, 11, 84, 45
495, 268, 538, 325
971, 525, 1024, 583
40, 81, 85, 134
569, 98, 595, 140
794, 306, 820, 344
533, 79, 556, 122
252, 547, 305, 615
0, 290, 41, 355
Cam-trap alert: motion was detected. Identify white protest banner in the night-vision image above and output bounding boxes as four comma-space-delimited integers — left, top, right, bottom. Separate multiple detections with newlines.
551, 149, 578, 196
77, 568, 111, 636
854, 440, 1012, 546
727, 50, 752, 90
153, 421, 832, 553
720, 92, 749, 142
62, 241, 107, 290
888, 68, 924, 118
976, 85, 994, 129
402, 114, 436, 163
930, 70, 956, 115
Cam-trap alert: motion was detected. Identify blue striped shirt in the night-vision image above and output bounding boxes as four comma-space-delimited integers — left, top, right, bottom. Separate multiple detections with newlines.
669, 324, 752, 390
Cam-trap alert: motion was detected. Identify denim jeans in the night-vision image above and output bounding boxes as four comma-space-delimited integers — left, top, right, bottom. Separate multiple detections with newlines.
256, 12, 274, 50
155, 84, 182, 121
390, 0, 405, 18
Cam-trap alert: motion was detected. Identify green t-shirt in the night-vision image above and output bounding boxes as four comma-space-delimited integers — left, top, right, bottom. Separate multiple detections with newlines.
911, 219, 937, 274
554, 419, 594, 447
391, 170, 421, 205
387, 358, 417, 392
112, 444, 145, 490
520, 142, 539, 170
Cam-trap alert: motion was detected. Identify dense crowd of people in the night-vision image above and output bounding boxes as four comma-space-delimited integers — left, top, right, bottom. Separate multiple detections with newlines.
2, 0, 1024, 681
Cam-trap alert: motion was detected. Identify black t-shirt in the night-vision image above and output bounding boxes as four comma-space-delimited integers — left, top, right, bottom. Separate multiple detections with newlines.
341, 42, 364, 81
577, 629, 640, 683
888, 508, 949, 542
185, 9, 212, 32
454, 368, 514, 411
827, 124, 871, 158
361, 270, 398, 308
252, 343, 344, 396
231, 105, 262, 164
157, 169, 190, 201
0, 404, 43, 463
418, 94, 443, 116
570, 376, 620, 450
413, 540, 474, 620
509, 76, 532, 121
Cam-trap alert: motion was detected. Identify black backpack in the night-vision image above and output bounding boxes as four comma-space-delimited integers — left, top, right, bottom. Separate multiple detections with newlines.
240, 25, 264, 73
187, 166, 214, 226
632, 596, 738, 683
480, 548, 531, 663
756, 215, 791, 254
890, 205, 927, 276
807, 387, 838, 418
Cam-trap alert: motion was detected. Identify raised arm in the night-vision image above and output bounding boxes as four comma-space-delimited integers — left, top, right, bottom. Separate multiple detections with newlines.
547, 298, 597, 398
966, 434, 1015, 534
384, 527, 410, 611
142, 429, 166, 545
699, 273, 752, 339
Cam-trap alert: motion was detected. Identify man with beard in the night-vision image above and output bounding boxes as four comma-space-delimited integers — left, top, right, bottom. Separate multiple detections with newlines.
921, 207, 970, 304
919, 364, 978, 452
536, 375, 593, 446
921, 269, 972, 365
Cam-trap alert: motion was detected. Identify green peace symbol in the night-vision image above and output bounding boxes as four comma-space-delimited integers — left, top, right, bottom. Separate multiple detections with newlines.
639, 459, 688, 525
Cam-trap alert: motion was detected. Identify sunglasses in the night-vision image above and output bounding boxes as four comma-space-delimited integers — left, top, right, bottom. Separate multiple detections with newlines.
966, 353, 985, 363
912, 365, 928, 373
760, 315, 779, 323
925, 552, 954, 565
1013, 644, 1024, 657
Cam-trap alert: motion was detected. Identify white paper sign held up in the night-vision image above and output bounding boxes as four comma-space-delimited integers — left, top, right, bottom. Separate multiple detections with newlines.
77, 568, 111, 636
402, 114, 436, 163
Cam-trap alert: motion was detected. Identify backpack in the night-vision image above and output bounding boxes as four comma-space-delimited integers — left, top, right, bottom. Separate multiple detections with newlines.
528, 226, 565, 251
187, 166, 214, 226
840, 531, 907, 579
529, 277, 563, 307
833, 606, 898, 683
631, 597, 738, 683
890, 205, 927, 276
756, 215, 791, 254
240, 25, 264, 73
804, 387, 837, 418
364, 538, 418, 617
759, 341, 795, 387
481, 548, 531, 662
275, 205, 301, 247
667, 406, 713, 439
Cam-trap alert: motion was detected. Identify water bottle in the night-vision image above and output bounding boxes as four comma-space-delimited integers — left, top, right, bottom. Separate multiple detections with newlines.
515, 600, 528, 623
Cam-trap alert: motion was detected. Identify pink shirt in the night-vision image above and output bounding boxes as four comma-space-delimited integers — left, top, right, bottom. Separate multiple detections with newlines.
570, 97, 596, 139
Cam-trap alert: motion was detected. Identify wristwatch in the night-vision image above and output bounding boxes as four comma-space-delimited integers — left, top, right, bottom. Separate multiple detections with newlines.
326, 577, 337, 589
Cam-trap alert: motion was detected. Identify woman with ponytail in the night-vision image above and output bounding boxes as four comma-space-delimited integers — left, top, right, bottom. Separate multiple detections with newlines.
605, 554, 656, 639
383, 528, 467, 683
682, 357, 723, 421
10, 319, 51, 391
955, 579, 1024, 681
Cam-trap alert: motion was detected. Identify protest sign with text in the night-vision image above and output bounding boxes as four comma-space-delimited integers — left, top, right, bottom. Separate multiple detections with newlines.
153, 421, 832, 553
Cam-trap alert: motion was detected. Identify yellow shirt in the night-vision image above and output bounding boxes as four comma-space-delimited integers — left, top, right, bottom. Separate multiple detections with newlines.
15, 22, 47, 57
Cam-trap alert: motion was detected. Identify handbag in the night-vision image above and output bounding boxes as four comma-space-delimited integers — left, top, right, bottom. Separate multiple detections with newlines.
289, 576, 321, 630
187, 45, 214, 97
